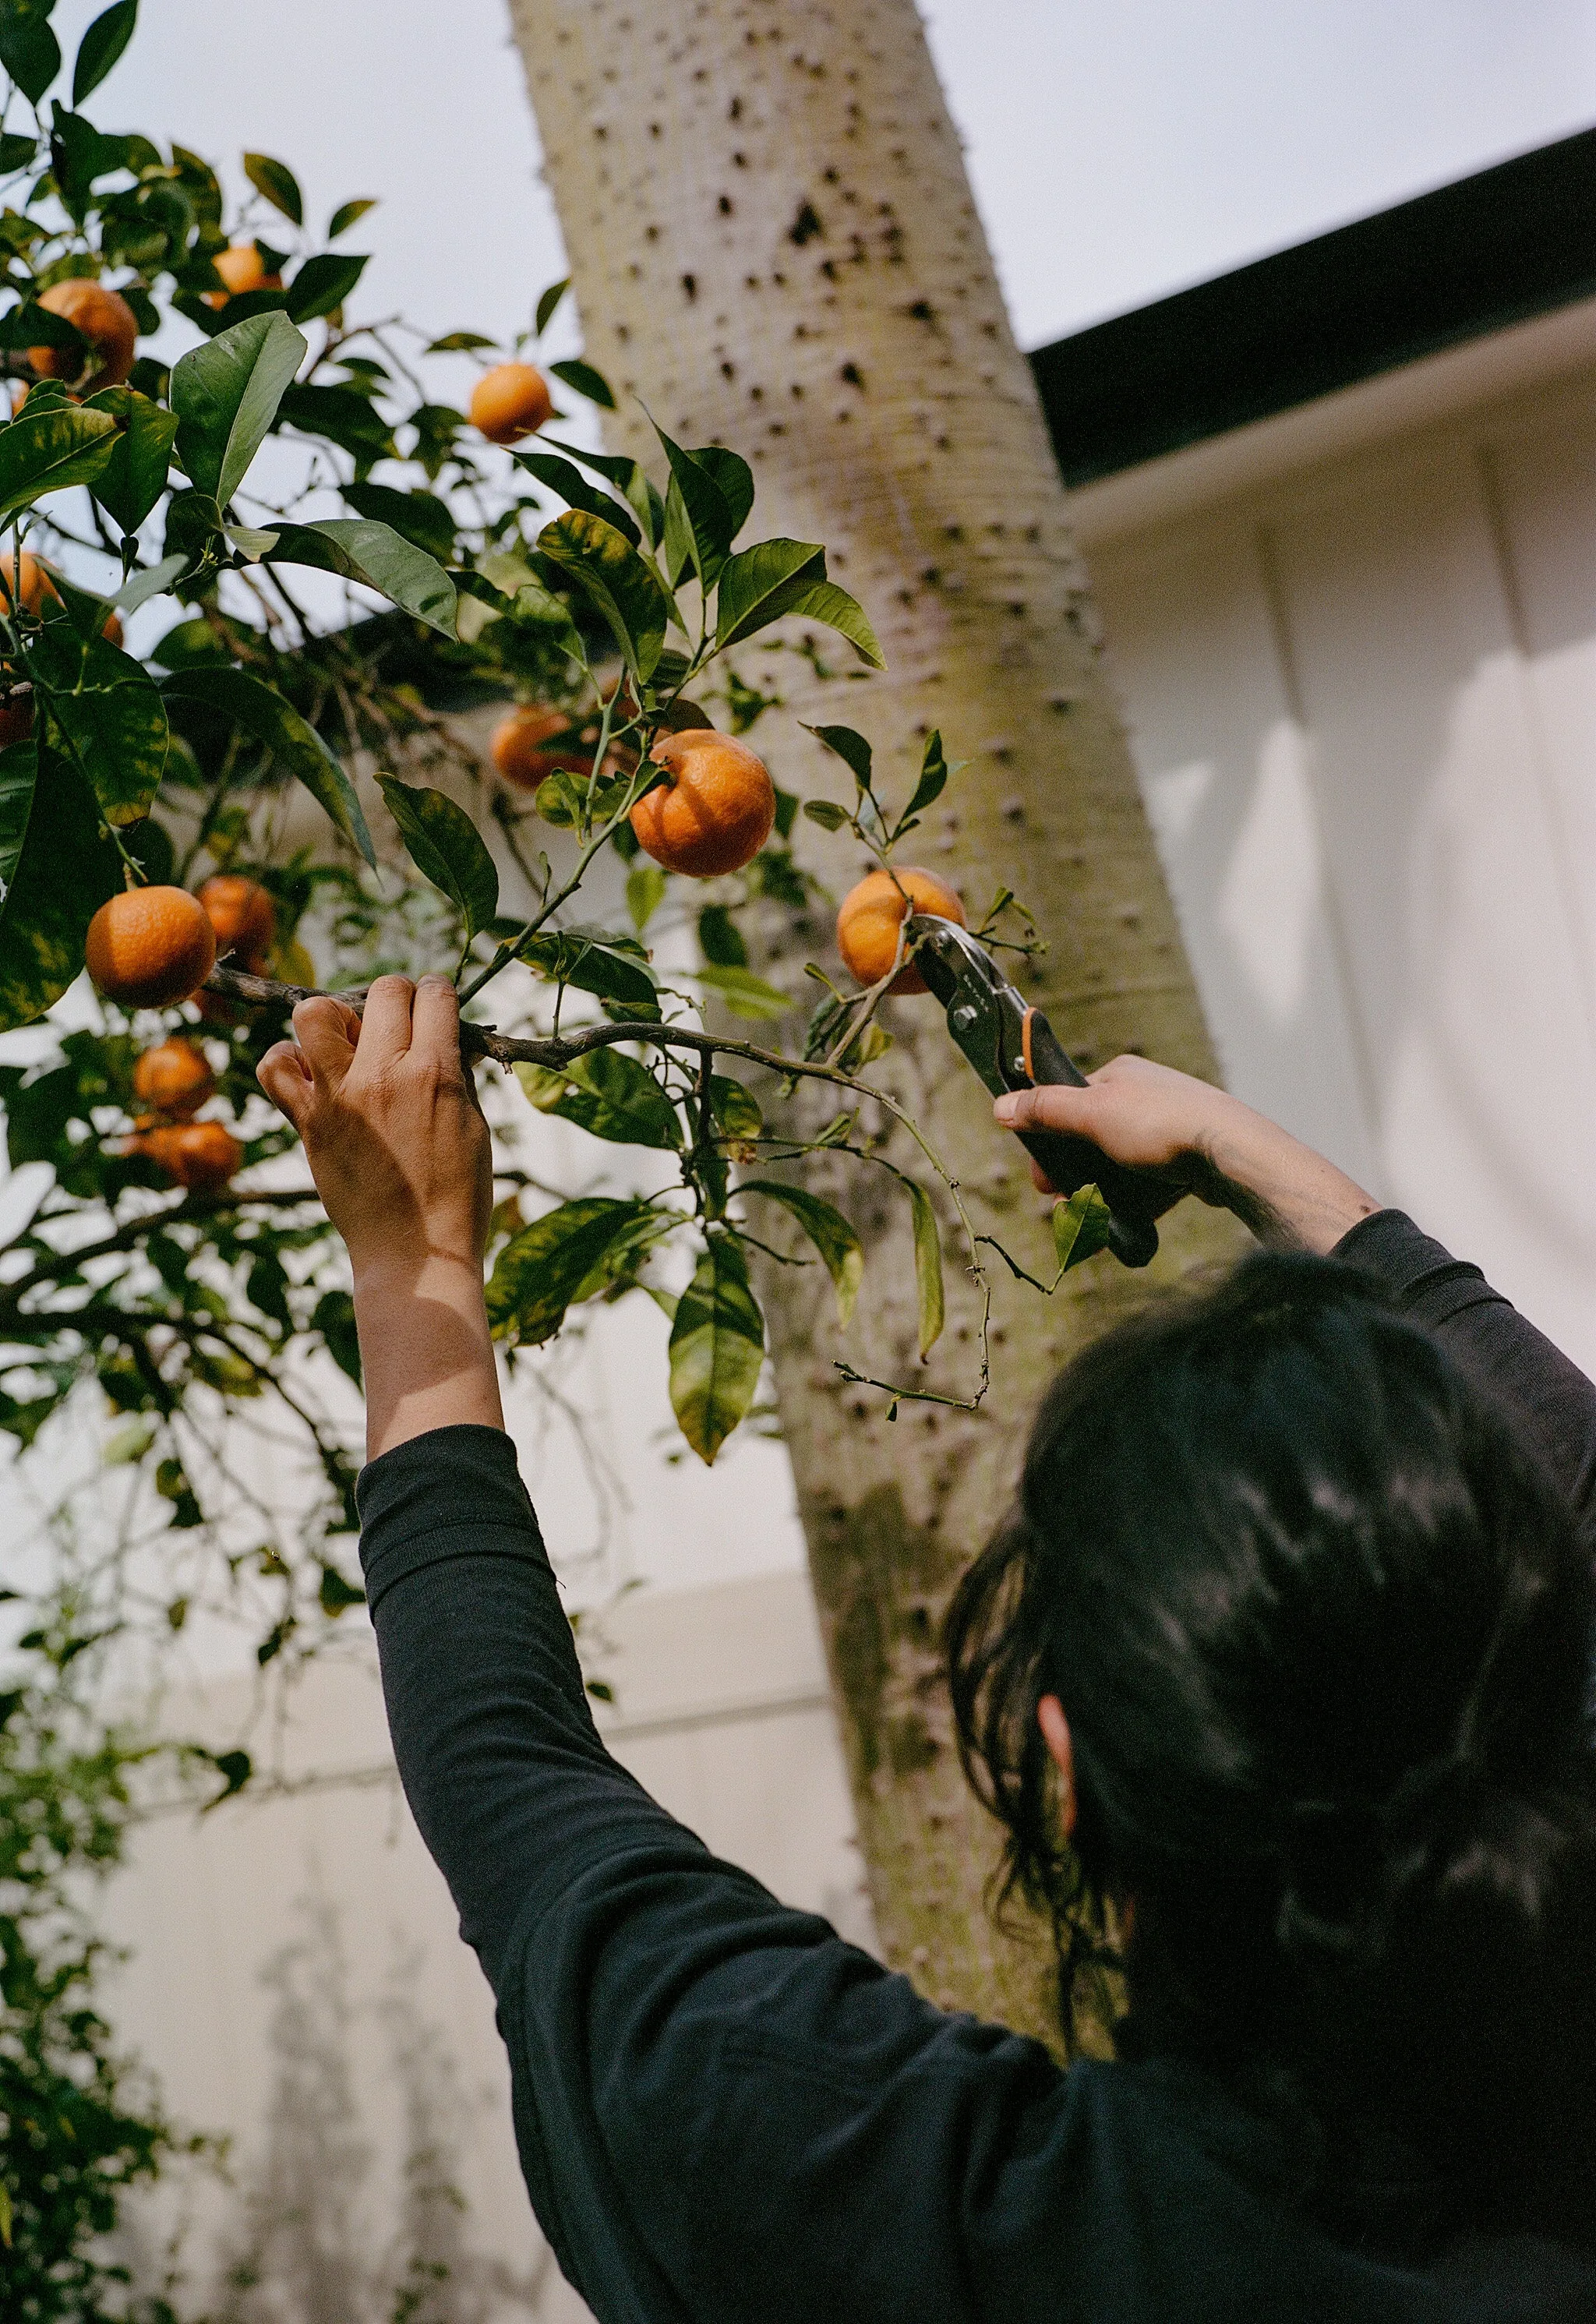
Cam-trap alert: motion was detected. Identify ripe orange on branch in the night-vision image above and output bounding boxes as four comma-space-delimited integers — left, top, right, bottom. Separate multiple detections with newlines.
197, 874, 275, 969
86, 888, 217, 1008
491, 704, 589, 789
836, 865, 966, 994
132, 1040, 214, 1118
28, 279, 137, 392
203, 244, 283, 308
470, 363, 553, 446
0, 553, 58, 617
128, 1120, 242, 1192
629, 730, 775, 878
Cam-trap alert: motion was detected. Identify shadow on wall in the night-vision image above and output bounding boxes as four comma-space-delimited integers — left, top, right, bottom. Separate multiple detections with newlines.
127, 1889, 558, 2324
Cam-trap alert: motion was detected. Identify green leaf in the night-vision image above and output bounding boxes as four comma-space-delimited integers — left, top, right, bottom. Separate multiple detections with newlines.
692, 446, 755, 537
243, 151, 302, 226
171, 308, 306, 509
320, 1564, 365, 1616
514, 448, 640, 546
514, 1049, 681, 1150
425, 329, 496, 354
277, 380, 396, 468
0, 740, 120, 1030
548, 355, 615, 409
161, 666, 376, 865
378, 776, 497, 938
695, 961, 792, 1020
114, 551, 186, 615
541, 433, 655, 517
697, 902, 747, 967
803, 722, 873, 790
715, 539, 884, 666
341, 478, 454, 561
521, 924, 659, 1011
626, 860, 666, 932
801, 797, 849, 832
328, 197, 377, 240
537, 506, 668, 680
650, 417, 736, 586
712, 537, 819, 646
312, 1287, 362, 1383
71, 0, 134, 103
0, 399, 117, 526
206, 1747, 252, 1805
262, 517, 457, 636
486, 1196, 659, 1344
1052, 1182, 1115, 1273
27, 624, 167, 825
786, 579, 885, 667
535, 276, 569, 335
0, 0, 59, 104
0, 129, 34, 171
662, 472, 696, 590
709, 1075, 763, 1139
669, 1234, 765, 1464
83, 384, 177, 533
286, 250, 368, 323
903, 1178, 945, 1356
740, 1180, 862, 1328
896, 728, 952, 835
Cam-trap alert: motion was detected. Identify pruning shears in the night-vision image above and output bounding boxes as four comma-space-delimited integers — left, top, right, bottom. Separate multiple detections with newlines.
909, 914, 1161, 1269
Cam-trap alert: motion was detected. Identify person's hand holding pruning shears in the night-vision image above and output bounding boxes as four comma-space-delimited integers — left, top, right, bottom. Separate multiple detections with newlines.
913, 915, 1379, 1259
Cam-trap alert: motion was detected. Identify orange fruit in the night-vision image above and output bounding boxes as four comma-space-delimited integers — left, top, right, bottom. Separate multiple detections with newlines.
29, 279, 137, 392
0, 553, 58, 618
197, 874, 275, 965
0, 690, 33, 748
629, 730, 775, 878
470, 362, 553, 447
835, 866, 966, 994
86, 887, 217, 1008
129, 1119, 242, 1192
101, 608, 123, 648
203, 244, 284, 309
132, 1039, 215, 1118
491, 703, 589, 789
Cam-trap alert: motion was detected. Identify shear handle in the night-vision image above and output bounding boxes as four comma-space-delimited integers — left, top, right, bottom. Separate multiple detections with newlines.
1009, 1009, 1160, 1270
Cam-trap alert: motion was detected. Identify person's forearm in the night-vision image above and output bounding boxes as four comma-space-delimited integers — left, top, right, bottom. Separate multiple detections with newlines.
1199, 1099, 1379, 1256
353, 1255, 505, 1461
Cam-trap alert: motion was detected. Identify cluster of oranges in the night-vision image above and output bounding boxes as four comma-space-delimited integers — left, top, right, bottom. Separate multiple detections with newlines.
125, 1037, 240, 1192
490, 701, 963, 984
85, 875, 277, 1193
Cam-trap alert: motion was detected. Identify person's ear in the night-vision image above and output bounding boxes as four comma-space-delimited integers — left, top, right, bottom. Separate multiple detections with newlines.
1036, 1694, 1075, 1840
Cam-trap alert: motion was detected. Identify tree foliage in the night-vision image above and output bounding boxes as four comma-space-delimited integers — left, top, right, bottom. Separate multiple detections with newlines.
0, 5, 1114, 2294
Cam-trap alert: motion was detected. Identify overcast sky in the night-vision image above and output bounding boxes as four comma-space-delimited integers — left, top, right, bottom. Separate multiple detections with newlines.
40, 0, 1596, 355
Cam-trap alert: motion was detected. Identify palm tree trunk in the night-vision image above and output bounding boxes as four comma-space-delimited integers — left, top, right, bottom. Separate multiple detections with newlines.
506, 0, 1248, 2038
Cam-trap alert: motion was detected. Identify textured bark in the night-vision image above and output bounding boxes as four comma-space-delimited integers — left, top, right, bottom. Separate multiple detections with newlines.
507, 0, 1248, 2036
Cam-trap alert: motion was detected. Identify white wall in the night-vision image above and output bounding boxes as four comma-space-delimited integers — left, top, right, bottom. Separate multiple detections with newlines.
105, 1569, 869, 2322
1081, 304, 1596, 1375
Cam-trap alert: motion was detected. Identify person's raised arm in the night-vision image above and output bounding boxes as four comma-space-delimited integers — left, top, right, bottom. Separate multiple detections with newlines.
994, 1054, 1379, 1255
996, 1058, 1596, 1543
258, 974, 504, 1459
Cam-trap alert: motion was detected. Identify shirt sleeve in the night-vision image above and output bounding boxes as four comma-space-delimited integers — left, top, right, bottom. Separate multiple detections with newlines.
1333, 1209, 1596, 1548
356, 1425, 1065, 2324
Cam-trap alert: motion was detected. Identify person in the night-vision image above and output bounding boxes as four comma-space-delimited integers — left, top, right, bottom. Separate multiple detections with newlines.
259, 977, 1596, 2321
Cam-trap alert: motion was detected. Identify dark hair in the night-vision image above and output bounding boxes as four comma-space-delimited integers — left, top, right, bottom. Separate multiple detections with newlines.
947, 1252, 1596, 2246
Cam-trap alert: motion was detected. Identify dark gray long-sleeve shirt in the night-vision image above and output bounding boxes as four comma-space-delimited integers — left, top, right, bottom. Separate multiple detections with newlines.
355, 1213, 1596, 2321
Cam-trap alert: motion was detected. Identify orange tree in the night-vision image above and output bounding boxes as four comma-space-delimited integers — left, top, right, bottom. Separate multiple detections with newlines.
0, 3, 1120, 2300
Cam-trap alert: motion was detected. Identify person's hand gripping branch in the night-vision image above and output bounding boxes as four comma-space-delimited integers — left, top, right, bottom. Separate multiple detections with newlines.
258, 973, 504, 1459
993, 1053, 1379, 1256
